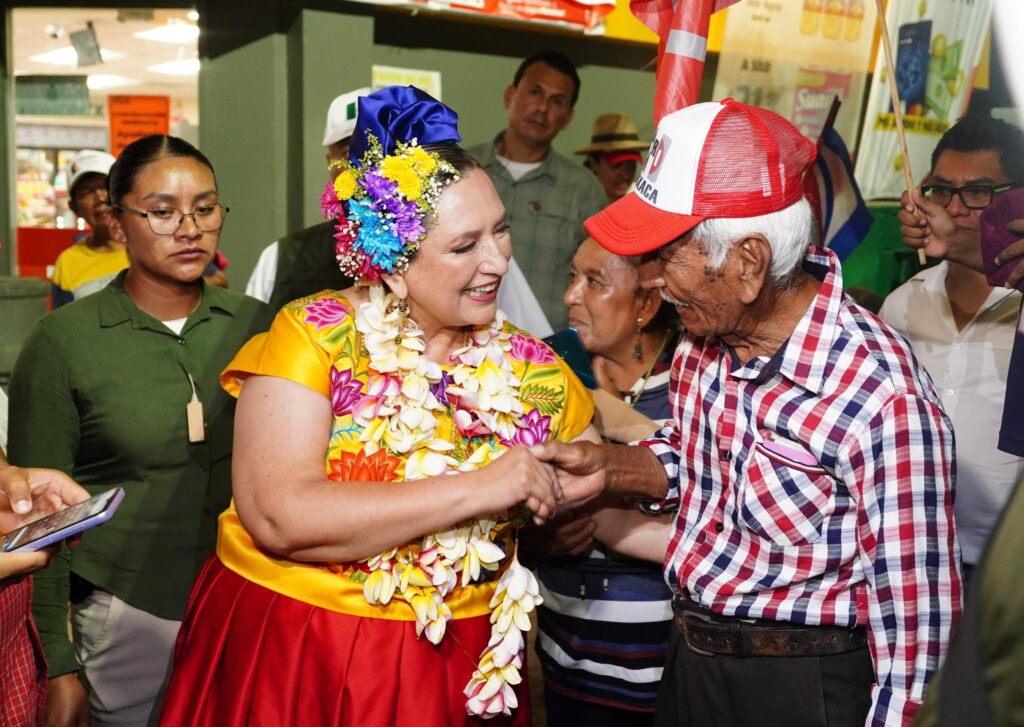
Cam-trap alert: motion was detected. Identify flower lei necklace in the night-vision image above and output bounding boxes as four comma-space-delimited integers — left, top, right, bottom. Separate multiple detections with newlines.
351, 285, 542, 719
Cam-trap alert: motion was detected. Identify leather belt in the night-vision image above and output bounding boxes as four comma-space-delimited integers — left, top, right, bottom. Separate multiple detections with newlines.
672, 597, 867, 658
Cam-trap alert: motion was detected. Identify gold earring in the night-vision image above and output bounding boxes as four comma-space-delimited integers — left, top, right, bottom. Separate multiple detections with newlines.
390, 299, 409, 344
634, 317, 644, 359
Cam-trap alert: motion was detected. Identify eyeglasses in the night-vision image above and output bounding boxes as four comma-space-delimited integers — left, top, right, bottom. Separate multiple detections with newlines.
920, 182, 1018, 210
114, 203, 229, 235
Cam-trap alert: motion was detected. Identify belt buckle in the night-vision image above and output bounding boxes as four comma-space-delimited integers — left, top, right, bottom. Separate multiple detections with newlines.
681, 609, 716, 657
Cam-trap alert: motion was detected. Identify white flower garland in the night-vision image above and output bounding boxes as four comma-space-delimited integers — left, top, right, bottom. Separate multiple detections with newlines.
351, 286, 542, 719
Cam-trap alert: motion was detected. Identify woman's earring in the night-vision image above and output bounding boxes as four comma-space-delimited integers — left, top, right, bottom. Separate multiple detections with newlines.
390, 298, 410, 344
634, 317, 644, 359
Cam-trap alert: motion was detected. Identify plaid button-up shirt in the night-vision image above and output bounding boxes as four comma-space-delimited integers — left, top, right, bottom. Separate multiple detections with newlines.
0, 578, 46, 725
468, 135, 606, 331
641, 248, 961, 726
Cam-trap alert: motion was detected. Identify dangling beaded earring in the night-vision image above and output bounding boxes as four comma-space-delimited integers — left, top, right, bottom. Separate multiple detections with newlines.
390, 298, 410, 344
634, 317, 644, 360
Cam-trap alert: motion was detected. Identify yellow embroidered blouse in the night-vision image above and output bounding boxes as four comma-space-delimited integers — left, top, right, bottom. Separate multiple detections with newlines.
216, 291, 594, 620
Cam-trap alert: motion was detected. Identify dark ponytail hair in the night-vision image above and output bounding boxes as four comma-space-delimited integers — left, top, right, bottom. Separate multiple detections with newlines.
107, 135, 216, 207
418, 143, 481, 232
422, 142, 480, 176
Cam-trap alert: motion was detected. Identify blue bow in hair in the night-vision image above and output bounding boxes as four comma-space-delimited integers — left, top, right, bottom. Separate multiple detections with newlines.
349, 86, 461, 163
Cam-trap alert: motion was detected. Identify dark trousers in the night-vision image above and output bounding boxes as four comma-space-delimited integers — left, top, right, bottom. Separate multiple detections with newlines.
654, 624, 874, 727
545, 686, 655, 727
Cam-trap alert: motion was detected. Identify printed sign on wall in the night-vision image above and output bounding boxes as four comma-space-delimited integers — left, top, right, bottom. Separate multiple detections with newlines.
854, 0, 993, 200
712, 0, 877, 145
108, 95, 171, 157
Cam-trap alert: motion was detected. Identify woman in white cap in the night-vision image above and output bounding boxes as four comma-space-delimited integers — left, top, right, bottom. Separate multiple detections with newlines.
51, 150, 127, 309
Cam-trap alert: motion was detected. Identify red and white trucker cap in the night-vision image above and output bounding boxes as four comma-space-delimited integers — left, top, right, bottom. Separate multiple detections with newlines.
585, 98, 817, 255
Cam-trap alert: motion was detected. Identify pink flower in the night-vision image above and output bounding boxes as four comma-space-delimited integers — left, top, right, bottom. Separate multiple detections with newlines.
303, 297, 350, 330
319, 181, 342, 219
330, 366, 363, 417
509, 334, 557, 365
353, 375, 401, 421
501, 408, 551, 447
453, 408, 493, 438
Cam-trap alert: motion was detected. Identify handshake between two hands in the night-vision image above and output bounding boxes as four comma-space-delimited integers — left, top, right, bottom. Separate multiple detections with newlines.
492, 440, 607, 529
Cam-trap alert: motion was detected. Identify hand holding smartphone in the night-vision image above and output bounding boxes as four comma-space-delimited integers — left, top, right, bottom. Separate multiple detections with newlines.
2, 487, 124, 553
980, 187, 1024, 291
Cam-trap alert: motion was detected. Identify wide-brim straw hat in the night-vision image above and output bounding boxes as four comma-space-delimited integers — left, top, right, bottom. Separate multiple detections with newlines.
575, 113, 649, 155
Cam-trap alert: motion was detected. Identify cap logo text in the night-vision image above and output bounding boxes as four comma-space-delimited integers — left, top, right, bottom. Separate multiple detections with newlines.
646, 134, 671, 181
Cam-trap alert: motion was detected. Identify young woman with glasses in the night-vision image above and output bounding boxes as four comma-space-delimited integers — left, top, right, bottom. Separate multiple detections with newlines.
6, 135, 273, 727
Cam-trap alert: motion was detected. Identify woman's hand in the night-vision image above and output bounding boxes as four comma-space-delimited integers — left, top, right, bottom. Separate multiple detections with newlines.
524, 510, 596, 557
45, 673, 91, 727
0, 465, 90, 535
0, 545, 61, 583
480, 446, 561, 525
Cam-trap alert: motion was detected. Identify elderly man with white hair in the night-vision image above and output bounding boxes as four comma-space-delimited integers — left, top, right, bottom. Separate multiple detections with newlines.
536, 99, 961, 727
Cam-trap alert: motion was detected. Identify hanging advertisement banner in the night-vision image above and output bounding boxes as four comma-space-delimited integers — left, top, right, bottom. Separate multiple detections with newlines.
108, 95, 171, 157
348, 0, 613, 31
854, 0, 993, 200
712, 0, 877, 145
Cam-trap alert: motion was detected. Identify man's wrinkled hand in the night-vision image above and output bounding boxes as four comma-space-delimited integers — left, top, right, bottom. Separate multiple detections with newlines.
530, 440, 606, 509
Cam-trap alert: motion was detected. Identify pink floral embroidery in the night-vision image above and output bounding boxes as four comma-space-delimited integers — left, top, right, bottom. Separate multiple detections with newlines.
508, 333, 557, 364
330, 366, 363, 417
502, 408, 552, 447
304, 297, 350, 330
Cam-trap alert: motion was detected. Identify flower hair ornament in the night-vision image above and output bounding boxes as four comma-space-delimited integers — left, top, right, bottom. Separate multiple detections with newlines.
320, 86, 463, 284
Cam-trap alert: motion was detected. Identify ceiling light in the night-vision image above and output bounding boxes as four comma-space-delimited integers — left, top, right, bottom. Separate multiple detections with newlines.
28, 47, 124, 66
87, 74, 139, 90
133, 22, 199, 44
187, 10, 200, 21
147, 58, 200, 76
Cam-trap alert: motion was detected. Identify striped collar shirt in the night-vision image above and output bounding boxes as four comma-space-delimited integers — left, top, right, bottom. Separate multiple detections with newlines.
640, 248, 961, 726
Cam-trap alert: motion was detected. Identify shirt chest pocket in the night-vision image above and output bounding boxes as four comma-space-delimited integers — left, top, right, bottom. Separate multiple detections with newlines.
736, 441, 834, 547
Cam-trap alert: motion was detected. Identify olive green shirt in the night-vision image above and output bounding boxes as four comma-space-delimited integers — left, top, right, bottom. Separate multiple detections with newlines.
7, 272, 272, 677
915, 479, 1024, 726
468, 135, 606, 330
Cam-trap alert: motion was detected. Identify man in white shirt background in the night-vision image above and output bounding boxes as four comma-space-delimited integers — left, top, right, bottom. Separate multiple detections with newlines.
880, 113, 1024, 584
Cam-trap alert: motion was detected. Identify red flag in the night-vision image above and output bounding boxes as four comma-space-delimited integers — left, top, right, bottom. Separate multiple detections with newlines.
632, 0, 741, 124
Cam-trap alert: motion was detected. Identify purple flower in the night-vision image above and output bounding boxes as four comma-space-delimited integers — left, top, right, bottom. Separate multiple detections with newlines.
304, 297, 350, 330
509, 334, 557, 364
361, 171, 397, 203
330, 366, 364, 417
430, 371, 454, 408
502, 409, 552, 447
389, 197, 425, 243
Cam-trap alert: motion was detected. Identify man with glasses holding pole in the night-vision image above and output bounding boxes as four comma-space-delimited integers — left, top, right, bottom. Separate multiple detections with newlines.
884, 114, 1024, 587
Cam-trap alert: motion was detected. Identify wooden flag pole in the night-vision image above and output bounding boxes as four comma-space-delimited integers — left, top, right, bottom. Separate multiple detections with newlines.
874, 0, 928, 264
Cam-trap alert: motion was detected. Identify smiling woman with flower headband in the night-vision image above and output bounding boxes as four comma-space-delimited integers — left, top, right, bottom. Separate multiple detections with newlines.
157, 87, 597, 726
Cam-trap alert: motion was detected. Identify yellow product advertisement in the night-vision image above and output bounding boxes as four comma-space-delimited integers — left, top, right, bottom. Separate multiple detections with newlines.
712, 0, 877, 144
854, 0, 994, 200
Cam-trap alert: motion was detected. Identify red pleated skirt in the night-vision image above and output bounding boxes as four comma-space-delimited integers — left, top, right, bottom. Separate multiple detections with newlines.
158, 557, 532, 727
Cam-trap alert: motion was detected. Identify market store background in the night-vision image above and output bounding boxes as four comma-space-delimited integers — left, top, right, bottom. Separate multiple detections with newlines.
0, 0, 1018, 369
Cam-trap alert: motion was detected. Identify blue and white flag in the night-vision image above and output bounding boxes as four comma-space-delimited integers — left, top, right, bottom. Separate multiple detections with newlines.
811, 124, 874, 260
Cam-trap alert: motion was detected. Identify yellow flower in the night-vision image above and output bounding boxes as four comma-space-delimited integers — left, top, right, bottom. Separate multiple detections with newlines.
380, 155, 424, 201
333, 169, 358, 200
409, 146, 437, 175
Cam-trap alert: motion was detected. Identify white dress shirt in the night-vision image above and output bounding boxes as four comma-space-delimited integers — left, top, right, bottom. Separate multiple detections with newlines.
880, 261, 1024, 563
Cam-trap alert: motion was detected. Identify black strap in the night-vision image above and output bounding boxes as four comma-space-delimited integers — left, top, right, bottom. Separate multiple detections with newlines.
591, 132, 642, 144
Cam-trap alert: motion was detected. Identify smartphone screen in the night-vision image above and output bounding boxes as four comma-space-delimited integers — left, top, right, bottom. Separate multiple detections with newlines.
543, 328, 597, 389
2, 487, 124, 552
